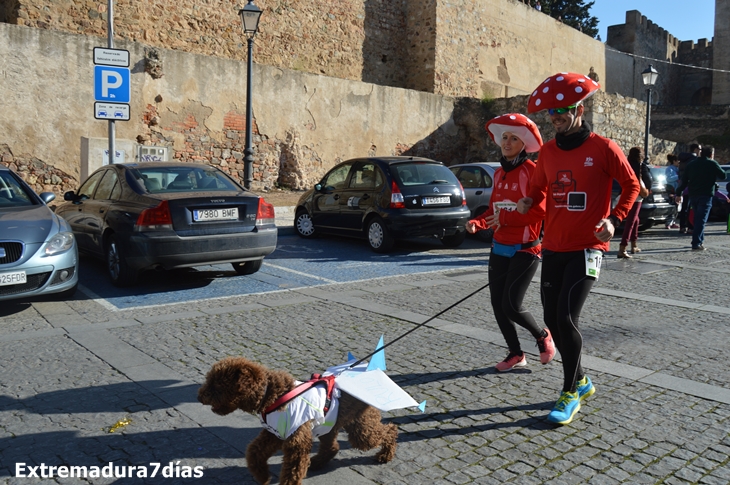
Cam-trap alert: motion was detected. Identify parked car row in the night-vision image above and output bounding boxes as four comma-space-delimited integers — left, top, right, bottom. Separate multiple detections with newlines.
1, 156, 722, 302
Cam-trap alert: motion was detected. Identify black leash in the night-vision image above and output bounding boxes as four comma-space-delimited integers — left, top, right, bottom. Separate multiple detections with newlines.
349, 278, 492, 368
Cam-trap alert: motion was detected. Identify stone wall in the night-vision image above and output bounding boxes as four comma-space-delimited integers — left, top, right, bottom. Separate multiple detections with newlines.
0, 23, 463, 196
4, 0, 610, 101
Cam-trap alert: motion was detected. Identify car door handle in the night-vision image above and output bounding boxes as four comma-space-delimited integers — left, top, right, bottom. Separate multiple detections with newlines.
99, 208, 105, 213
333, 195, 340, 200
361, 194, 370, 200
475, 191, 483, 195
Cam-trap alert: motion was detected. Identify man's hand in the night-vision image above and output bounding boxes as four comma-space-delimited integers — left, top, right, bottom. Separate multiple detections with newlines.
516, 197, 533, 214
594, 218, 615, 242
465, 221, 478, 234
483, 212, 500, 232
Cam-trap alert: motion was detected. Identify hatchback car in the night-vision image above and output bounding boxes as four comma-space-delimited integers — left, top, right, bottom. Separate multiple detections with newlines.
0, 166, 78, 301
612, 166, 677, 230
710, 164, 730, 221
294, 157, 470, 252
54, 162, 277, 286
449, 162, 500, 240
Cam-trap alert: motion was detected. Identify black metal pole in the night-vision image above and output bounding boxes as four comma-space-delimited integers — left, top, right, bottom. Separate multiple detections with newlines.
644, 87, 652, 163
244, 36, 254, 190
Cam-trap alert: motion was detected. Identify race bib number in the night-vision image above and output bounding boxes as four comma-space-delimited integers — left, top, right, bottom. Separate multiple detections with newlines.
584, 249, 603, 279
493, 200, 517, 212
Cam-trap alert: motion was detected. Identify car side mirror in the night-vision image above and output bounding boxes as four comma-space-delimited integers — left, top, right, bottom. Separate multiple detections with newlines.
63, 191, 76, 201
315, 183, 322, 192
39, 192, 56, 204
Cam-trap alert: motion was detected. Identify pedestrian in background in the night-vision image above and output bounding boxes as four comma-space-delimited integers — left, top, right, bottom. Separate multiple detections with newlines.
466, 113, 555, 372
665, 154, 681, 229
676, 145, 726, 250
677, 143, 701, 233
517, 72, 639, 425
618, 147, 653, 258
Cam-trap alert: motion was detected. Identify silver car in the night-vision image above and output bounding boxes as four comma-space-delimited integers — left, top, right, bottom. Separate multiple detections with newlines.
0, 166, 79, 301
449, 162, 500, 240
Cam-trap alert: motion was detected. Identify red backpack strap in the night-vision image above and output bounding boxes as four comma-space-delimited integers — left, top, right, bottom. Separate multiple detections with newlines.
310, 374, 337, 413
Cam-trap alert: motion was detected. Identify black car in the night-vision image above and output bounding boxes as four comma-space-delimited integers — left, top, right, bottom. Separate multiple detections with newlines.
612, 166, 677, 230
55, 162, 277, 286
710, 165, 730, 221
294, 156, 470, 252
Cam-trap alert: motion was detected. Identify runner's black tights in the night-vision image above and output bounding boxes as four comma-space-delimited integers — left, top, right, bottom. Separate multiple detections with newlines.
540, 250, 596, 393
488, 251, 543, 353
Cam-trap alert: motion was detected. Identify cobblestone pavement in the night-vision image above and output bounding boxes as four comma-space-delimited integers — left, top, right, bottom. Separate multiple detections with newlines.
1, 222, 730, 484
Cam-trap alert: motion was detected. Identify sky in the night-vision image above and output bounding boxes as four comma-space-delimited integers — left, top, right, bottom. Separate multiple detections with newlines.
589, 0, 716, 43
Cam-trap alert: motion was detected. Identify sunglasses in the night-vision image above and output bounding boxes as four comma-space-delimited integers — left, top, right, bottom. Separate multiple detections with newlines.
548, 104, 578, 115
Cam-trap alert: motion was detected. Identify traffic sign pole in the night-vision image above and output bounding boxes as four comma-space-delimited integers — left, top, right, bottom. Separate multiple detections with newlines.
108, 0, 115, 167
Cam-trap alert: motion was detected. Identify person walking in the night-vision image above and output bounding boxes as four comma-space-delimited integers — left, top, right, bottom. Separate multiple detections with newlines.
516, 72, 639, 425
617, 147, 653, 258
675, 145, 726, 250
677, 143, 701, 233
665, 154, 681, 229
465, 113, 555, 372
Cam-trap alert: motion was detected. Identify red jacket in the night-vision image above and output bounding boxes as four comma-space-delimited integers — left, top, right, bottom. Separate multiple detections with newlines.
469, 159, 545, 256
525, 133, 639, 253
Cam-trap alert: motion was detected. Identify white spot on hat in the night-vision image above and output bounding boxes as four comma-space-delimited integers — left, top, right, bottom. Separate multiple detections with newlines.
542, 87, 549, 93
592, 80, 598, 86
575, 86, 583, 93
577, 78, 585, 83
509, 115, 517, 119
557, 76, 565, 81
535, 99, 542, 106
532, 90, 538, 96
556, 93, 564, 101
544, 78, 551, 84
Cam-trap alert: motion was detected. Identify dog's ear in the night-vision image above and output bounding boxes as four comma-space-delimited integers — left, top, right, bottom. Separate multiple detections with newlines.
229, 359, 269, 412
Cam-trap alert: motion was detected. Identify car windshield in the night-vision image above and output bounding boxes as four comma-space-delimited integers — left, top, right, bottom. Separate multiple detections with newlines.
391, 162, 456, 186
0, 171, 36, 207
129, 166, 241, 193
718, 168, 730, 182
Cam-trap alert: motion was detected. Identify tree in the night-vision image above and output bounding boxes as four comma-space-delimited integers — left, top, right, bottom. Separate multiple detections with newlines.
540, 0, 599, 39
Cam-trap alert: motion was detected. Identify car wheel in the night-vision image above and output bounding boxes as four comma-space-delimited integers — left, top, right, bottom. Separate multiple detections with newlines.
441, 231, 466, 247
367, 216, 394, 253
106, 234, 137, 287
232, 259, 263, 275
477, 227, 494, 243
295, 209, 316, 238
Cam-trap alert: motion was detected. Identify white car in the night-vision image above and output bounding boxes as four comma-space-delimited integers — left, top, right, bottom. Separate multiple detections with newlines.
0, 166, 79, 301
449, 162, 500, 241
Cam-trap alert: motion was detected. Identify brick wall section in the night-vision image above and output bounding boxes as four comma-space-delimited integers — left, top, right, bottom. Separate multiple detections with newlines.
1, 145, 78, 198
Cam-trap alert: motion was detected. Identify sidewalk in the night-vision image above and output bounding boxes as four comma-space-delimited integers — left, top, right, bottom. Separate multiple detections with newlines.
1, 223, 730, 484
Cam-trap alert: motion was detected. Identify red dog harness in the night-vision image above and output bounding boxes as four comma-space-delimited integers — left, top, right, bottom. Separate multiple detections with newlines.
261, 373, 337, 421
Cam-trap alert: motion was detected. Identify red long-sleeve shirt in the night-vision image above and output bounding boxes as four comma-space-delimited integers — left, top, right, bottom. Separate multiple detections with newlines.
469, 159, 545, 256
525, 133, 639, 253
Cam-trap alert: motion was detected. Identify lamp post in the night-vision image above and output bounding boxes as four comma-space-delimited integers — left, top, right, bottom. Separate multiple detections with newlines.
239, 1, 263, 189
641, 64, 659, 163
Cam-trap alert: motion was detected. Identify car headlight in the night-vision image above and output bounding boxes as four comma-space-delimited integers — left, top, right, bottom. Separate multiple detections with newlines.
44, 232, 75, 256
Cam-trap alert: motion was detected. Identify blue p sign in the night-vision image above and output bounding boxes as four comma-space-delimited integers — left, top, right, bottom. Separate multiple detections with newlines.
94, 66, 130, 103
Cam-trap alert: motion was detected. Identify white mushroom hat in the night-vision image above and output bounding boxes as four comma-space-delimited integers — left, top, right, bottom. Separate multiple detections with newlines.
485, 113, 543, 153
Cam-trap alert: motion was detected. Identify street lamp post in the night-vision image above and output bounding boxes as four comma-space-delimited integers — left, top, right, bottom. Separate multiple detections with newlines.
239, 1, 263, 189
641, 65, 659, 163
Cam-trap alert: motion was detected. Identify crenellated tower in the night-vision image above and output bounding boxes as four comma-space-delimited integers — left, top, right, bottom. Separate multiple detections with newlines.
712, 0, 730, 103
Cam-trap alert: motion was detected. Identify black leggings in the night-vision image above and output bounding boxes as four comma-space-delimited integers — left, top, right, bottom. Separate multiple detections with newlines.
488, 251, 542, 353
540, 250, 596, 393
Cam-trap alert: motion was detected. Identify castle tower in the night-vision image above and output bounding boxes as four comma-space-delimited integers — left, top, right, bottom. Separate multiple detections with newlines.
713, 0, 730, 103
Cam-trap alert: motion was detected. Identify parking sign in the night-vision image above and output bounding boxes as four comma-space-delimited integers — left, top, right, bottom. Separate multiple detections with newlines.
94, 65, 130, 103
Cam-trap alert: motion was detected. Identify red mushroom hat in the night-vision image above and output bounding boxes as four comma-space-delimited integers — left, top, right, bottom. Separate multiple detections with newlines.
485, 113, 543, 153
527, 72, 600, 114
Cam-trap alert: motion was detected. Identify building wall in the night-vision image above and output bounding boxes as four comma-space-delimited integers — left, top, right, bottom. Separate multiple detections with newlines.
713, 0, 730, 104
0, 23, 462, 194
4, 0, 608, 100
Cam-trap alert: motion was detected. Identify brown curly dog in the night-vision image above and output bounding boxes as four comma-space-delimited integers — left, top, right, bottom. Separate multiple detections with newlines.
198, 357, 398, 485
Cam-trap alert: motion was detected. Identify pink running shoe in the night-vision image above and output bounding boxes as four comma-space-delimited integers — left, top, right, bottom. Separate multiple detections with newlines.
496, 352, 526, 372
537, 328, 556, 364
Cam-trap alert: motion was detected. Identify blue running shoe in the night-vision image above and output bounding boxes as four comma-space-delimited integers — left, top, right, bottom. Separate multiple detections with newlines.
547, 391, 581, 424
576, 376, 595, 401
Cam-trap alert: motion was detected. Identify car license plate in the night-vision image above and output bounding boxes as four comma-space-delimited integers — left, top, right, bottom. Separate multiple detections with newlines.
0, 270, 26, 286
423, 196, 451, 205
193, 207, 239, 222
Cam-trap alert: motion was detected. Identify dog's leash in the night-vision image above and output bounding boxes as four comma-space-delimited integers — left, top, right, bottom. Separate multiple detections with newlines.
348, 278, 492, 368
